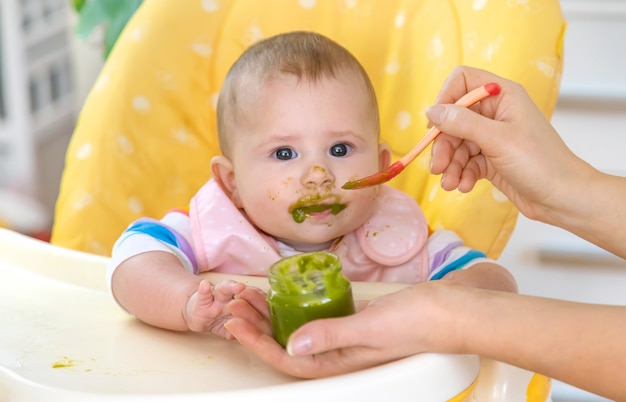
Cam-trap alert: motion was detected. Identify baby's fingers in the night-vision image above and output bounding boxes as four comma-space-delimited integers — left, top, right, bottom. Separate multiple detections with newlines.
213, 280, 246, 303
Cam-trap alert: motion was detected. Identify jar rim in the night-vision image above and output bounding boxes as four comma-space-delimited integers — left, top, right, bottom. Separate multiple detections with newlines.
268, 251, 344, 295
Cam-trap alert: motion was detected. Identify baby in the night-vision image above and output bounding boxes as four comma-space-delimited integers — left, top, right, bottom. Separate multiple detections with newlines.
107, 31, 517, 337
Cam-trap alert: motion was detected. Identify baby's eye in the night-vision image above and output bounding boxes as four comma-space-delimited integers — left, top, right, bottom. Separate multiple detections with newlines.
274, 147, 298, 160
330, 143, 351, 157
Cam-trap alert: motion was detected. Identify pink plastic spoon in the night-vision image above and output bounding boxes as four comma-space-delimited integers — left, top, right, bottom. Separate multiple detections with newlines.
342, 82, 501, 190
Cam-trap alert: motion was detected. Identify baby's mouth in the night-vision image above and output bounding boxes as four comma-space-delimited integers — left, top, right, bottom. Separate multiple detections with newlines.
289, 203, 347, 224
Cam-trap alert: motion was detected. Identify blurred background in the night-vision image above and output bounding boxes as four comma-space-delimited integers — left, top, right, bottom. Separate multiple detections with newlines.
0, 0, 625, 400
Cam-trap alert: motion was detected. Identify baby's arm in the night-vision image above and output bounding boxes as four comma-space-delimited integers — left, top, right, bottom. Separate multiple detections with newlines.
441, 260, 518, 293
111, 251, 203, 331
111, 251, 247, 334
428, 230, 517, 293
108, 212, 250, 335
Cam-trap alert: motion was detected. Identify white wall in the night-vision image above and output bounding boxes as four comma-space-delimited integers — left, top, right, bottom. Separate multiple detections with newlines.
68, 14, 103, 108
0, 0, 76, 229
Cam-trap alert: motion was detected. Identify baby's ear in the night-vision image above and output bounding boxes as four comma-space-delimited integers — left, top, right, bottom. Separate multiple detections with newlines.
378, 142, 391, 170
211, 156, 243, 208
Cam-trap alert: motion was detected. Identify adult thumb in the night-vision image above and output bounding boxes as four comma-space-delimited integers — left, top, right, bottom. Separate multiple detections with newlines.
287, 316, 357, 356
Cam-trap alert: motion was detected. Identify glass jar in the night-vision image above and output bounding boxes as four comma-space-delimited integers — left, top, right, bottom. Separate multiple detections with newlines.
267, 251, 355, 347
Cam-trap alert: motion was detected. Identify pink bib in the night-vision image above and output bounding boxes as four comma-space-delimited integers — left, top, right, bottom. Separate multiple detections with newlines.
189, 180, 429, 283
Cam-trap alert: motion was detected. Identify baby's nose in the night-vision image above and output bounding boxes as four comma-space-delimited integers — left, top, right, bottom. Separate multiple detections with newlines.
303, 165, 335, 188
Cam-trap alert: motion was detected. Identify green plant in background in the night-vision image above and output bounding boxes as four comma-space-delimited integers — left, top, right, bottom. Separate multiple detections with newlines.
70, 0, 143, 59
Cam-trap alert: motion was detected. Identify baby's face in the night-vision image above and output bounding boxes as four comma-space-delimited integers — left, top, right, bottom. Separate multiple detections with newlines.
227, 73, 386, 248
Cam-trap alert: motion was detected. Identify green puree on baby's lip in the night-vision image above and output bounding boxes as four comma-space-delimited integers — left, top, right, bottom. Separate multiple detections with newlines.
291, 203, 347, 223
267, 252, 355, 347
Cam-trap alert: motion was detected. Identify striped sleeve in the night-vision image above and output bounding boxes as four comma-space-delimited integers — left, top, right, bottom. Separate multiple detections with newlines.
426, 230, 490, 280
106, 209, 197, 289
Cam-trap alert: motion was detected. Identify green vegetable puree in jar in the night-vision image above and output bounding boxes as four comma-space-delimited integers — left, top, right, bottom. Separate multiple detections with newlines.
267, 252, 355, 347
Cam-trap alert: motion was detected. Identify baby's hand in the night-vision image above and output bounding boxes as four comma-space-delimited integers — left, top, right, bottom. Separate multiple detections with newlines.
184, 279, 246, 337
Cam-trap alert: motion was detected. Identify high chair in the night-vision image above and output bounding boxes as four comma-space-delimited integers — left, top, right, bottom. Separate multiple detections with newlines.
1, 228, 550, 401
51, 0, 565, 259
14, 0, 565, 400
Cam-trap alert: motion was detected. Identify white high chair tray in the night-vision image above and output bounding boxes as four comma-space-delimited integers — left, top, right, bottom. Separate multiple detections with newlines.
0, 229, 539, 401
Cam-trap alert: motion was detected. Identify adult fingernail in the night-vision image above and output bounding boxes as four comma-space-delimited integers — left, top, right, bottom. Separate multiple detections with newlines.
426, 105, 446, 126
287, 335, 312, 356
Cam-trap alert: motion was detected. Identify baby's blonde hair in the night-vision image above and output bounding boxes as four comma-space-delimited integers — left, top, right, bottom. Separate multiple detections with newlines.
216, 31, 380, 157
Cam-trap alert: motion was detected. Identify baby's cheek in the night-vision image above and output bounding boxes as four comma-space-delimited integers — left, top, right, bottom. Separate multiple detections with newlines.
266, 189, 280, 203
246, 196, 291, 227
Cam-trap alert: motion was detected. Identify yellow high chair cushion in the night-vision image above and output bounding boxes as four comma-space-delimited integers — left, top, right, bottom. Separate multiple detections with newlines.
52, 0, 565, 257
